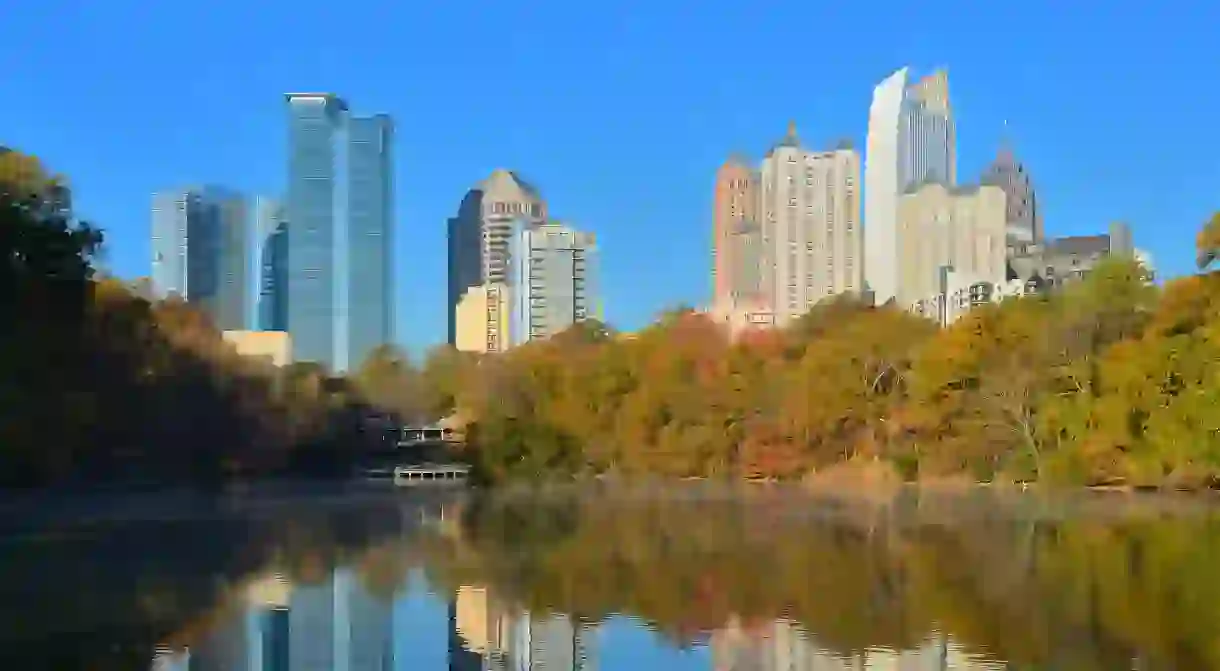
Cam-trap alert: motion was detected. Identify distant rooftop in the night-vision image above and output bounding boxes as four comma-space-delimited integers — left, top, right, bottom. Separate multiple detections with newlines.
902, 179, 991, 196
1045, 234, 1110, 256
284, 92, 349, 110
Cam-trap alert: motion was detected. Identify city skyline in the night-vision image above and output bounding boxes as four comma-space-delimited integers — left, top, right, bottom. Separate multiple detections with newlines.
8, 1, 1213, 354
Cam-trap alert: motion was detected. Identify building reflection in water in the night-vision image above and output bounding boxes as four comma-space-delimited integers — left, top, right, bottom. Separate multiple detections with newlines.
154, 568, 393, 670
709, 616, 1004, 671
450, 584, 596, 671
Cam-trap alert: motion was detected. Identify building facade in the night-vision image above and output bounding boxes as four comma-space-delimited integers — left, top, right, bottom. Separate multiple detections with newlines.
757, 124, 863, 326
712, 157, 760, 312
895, 182, 1007, 313
253, 196, 288, 332
150, 186, 250, 330
446, 169, 547, 345
981, 146, 1042, 246
1007, 221, 1136, 289
864, 67, 957, 305
346, 114, 395, 370
285, 92, 349, 370
454, 282, 511, 354
284, 93, 395, 372
221, 331, 293, 368
507, 219, 599, 347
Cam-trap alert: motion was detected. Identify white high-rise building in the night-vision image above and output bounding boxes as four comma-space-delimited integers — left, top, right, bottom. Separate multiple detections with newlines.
864, 67, 956, 305
507, 219, 600, 347
757, 124, 863, 327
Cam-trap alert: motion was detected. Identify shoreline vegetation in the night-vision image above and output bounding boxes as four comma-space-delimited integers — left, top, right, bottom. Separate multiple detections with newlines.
452, 211, 1220, 491
5, 148, 1220, 492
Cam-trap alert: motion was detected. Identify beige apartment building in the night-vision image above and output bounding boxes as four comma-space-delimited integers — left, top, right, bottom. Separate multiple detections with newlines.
454, 282, 511, 354
896, 182, 1007, 316
758, 124, 863, 327
221, 330, 292, 367
712, 157, 760, 312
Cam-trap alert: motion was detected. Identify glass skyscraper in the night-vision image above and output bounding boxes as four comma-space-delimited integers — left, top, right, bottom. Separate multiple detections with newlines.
253, 196, 288, 332
285, 93, 394, 372
150, 186, 250, 330
346, 114, 395, 369
863, 67, 956, 305
285, 93, 349, 370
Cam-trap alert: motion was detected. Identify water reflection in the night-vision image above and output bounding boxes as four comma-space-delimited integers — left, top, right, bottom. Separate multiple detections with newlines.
151, 568, 391, 670
5, 484, 1220, 669
450, 586, 596, 670
709, 618, 1000, 670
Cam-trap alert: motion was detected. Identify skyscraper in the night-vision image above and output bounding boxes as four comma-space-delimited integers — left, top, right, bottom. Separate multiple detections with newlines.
507, 219, 600, 347
252, 196, 288, 332
284, 93, 394, 372
711, 157, 759, 312
446, 169, 547, 345
864, 67, 956, 305
285, 92, 348, 370
980, 145, 1042, 246
150, 186, 250, 330
346, 114, 395, 369
757, 123, 862, 326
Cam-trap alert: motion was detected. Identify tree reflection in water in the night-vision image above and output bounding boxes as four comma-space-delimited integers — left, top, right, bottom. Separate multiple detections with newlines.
4, 485, 1220, 670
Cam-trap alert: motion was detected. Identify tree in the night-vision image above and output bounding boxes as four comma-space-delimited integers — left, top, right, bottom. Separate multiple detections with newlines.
353, 343, 422, 420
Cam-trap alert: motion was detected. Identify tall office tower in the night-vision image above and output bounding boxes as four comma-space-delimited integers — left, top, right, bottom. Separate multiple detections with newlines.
446, 169, 547, 345
896, 183, 1007, 311
346, 114, 395, 369
252, 196, 288, 331
285, 93, 395, 372
286, 92, 349, 370
864, 67, 956, 305
507, 219, 599, 346
980, 144, 1042, 247
150, 186, 250, 329
757, 123, 863, 327
711, 156, 760, 311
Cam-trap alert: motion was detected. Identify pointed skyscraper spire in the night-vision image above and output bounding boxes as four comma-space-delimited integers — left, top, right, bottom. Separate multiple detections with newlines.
784, 120, 800, 147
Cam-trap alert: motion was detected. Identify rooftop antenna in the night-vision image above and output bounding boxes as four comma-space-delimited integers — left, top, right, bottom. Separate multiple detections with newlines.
998, 118, 1015, 161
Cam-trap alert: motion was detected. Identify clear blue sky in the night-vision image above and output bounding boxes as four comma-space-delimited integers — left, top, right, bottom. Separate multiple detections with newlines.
4, 0, 1218, 354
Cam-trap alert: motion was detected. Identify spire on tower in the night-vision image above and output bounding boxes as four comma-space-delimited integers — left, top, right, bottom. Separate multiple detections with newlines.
997, 119, 1015, 162
775, 120, 800, 149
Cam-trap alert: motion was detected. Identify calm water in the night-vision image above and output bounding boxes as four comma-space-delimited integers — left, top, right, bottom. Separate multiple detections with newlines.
3, 482, 1220, 670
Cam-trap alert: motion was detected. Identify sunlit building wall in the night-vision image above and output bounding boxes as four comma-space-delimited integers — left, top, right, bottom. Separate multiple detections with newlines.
895, 183, 1007, 315
712, 157, 761, 312
757, 124, 863, 326
221, 331, 293, 367
454, 283, 511, 353
864, 67, 956, 305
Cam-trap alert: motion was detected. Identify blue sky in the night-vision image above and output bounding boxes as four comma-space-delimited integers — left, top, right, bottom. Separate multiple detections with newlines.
4, 0, 1218, 354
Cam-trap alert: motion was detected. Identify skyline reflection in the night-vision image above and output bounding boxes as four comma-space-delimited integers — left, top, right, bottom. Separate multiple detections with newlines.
5, 485, 1213, 669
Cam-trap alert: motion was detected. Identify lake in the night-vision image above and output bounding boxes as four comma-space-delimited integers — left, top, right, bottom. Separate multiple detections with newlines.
2, 482, 1219, 670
